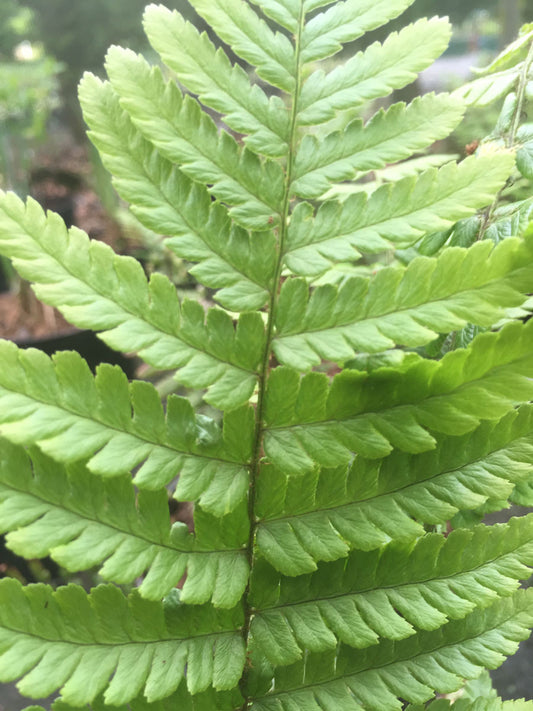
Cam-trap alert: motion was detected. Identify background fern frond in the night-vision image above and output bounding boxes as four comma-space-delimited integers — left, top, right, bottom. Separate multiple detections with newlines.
0, 580, 244, 705
0, 441, 248, 605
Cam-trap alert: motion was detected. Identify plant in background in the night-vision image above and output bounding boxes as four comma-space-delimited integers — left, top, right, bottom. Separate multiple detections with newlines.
1, 2, 533, 710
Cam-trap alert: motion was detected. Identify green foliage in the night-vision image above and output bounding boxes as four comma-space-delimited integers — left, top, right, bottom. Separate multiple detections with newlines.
0, 2, 533, 710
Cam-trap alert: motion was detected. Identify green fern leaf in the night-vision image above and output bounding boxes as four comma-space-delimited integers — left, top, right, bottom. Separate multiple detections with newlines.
186, 0, 297, 91
257, 405, 533, 572
78, 74, 276, 311
298, 17, 452, 125
274, 237, 533, 368
0, 580, 244, 705
250, 590, 533, 710
299, 0, 413, 63
248, 0, 299, 32
286, 154, 515, 275
0, 441, 248, 605
0, 342, 253, 515
292, 93, 465, 199
143, 4, 290, 157
101, 48, 284, 229
264, 320, 533, 468
250, 516, 533, 665
0, 192, 263, 409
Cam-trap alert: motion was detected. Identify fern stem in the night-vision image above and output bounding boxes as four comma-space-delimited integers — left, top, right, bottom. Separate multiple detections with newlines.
239, 5, 306, 707
478, 38, 533, 241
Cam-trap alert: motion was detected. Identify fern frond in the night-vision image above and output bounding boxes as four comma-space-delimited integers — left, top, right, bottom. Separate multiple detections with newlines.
273, 237, 533, 369
0, 441, 248, 605
291, 94, 464, 199
285, 154, 515, 275
250, 517, 533, 665
299, 0, 413, 64
78, 74, 276, 311
250, 590, 533, 710
0, 580, 244, 705
452, 29, 533, 107
143, 4, 290, 157
298, 18, 452, 126
256, 405, 533, 572
101, 48, 284, 230
0, 342, 253, 515
186, 0, 296, 92
454, 65, 523, 107
264, 320, 533, 468
0, 192, 263, 409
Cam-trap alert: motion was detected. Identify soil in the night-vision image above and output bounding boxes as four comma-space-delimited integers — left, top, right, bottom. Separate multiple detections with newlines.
0, 290, 71, 341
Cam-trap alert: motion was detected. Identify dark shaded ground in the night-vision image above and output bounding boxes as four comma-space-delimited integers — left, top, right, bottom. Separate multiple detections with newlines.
0, 685, 53, 710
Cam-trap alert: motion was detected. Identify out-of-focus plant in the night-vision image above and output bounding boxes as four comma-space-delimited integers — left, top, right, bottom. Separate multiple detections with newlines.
0, 58, 62, 193
0, 2, 62, 294
0, 0, 34, 60
23, 0, 204, 136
